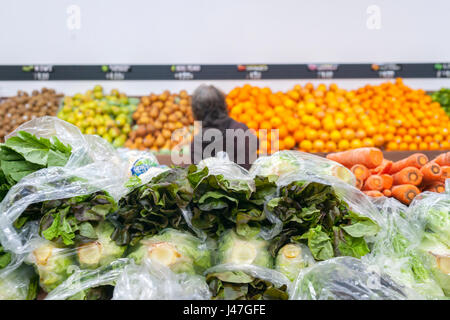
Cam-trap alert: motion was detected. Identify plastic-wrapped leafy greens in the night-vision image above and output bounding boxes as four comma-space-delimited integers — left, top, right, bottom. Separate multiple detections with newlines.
45, 258, 131, 300
187, 154, 278, 239
290, 256, 414, 300
250, 150, 382, 261
205, 229, 290, 300
406, 185, 450, 296
127, 228, 212, 275
26, 239, 76, 292
249, 150, 355, 186
17, 191, 118, 246
112, 259, 211, 300
364, 197, 445, 299
275, 243, 315, 282
267, 180, 380, 261
0, 117, 129, 256
26, 221, 127, 294
109, 168, 194, 246
0, 254, 38, 300
0, 130, 72, 202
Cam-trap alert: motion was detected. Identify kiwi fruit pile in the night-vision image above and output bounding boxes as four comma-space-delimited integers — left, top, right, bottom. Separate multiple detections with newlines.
125, 90, 194, 152
0, 88, 62, 141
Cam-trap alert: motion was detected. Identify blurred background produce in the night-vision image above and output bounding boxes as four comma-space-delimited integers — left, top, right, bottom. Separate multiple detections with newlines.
430, 88, 450, 116
57, 85, 138, 148
227, 79, 450, 154
0, 88, 62, 142
125, 90, 194, 153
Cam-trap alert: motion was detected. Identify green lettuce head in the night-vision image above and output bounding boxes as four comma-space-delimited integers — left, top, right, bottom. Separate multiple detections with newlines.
28, 241, 75, 292
0, 264, 38, 300
76, 221, 127, 269
206, 230, 289, 300
275, 243, 315, 282
127, 228, 211, 275
211, 229, 272, 284
407, 195, 450, 296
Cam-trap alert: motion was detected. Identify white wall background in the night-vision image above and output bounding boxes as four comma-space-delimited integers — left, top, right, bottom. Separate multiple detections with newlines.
0, 0, 449, 95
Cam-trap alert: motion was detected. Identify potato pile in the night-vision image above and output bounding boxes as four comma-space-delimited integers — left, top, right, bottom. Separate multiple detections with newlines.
0, 88, 62, 141
125, 90, 194, 152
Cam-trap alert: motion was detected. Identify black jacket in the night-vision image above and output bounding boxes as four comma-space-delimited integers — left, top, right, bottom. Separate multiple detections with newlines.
190, 116, 258, 170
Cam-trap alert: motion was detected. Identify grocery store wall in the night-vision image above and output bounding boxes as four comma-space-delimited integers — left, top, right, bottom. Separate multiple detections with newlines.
0, 0, 449, 95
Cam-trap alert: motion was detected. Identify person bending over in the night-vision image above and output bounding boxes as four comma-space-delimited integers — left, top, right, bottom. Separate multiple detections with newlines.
190, 84, 258, 170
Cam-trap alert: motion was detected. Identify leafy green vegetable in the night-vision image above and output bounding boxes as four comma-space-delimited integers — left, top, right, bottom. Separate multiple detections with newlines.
0, 264, 38, 300
430, 88, 450, 116
0, 245, 12, 269
206, 230, 287, 300
109, 168, 193, 246
298, 226, 334, 260
206, 275, 288, 300
275, 243, 314, 282
127, 228, 211, 275
188, 165, 275, 239
76, 221, 127, 269
27, 191, 118, 246
0, 131, 72, 201
29, 241, 76, 292
267, 181, 379, 261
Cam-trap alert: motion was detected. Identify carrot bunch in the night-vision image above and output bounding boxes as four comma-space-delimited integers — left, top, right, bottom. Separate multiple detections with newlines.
327, 148, 450, 205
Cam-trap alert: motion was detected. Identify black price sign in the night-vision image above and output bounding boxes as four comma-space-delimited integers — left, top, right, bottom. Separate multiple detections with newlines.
307, 64, 338, 79
22, 65, 53, 80
102, 65, 131, 80
237, 65, 268, 80
171, 65, 201, 80
435, 63, 450, 78
371, 63, 401, 78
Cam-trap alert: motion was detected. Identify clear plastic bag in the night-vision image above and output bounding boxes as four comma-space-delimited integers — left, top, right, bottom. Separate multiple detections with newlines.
405, 186, 450, 296
127, 228, 213, 276
0, 117, 130, 255
250, 150, 356, 187
25, 221, 127, 295
290, 256, 415, 300
205, 229, 290, 300
196, 151, 255, 193
117, 148, 171, 187
275, 243, 315, 282
363, 197, 445, 299
45, 258, 131, 300
0, 256, 37, 300
249, 151, 383, 243
112, 259, 211, 300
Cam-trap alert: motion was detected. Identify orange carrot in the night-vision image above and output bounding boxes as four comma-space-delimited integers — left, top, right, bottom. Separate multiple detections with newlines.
392, 167, 423, 186
362, 175, 384, 191
383, 189, 392, 197
433, 152, 450, 166
380, 174, 393, 190
440, 166, 450, 183
355, 177, 363, 190
424, 181, 445, 193
364, 190, 384, 197
326, 147, 383, 169
372, 159, 393, 175
420, 162, 442, 183
389, 153, 428, 174
392, 184, 421, 205
351, 164, 370, 181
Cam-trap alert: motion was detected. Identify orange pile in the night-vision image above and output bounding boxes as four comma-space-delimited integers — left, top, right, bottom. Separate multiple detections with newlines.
226, 79, 450, 154
227, 85, 301, 154
352, 78, 449, 151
